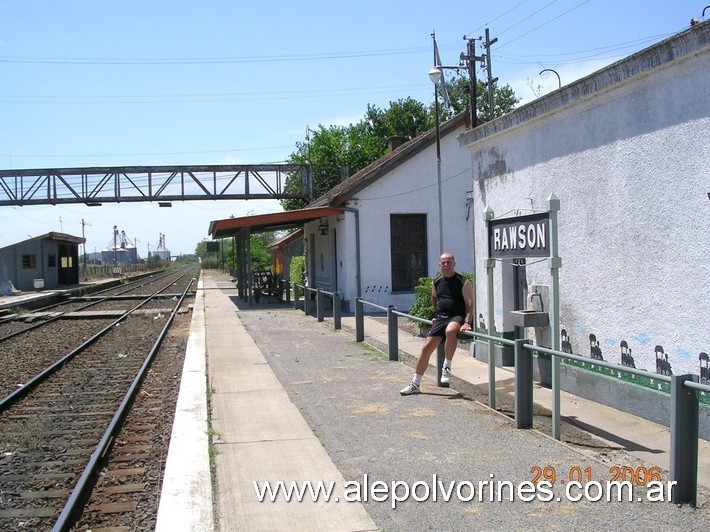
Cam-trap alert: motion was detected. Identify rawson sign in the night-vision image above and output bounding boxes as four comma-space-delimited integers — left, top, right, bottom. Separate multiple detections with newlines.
488, 212, 550, 259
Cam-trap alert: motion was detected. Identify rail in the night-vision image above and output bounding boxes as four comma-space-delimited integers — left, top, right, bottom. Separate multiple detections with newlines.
53, 272, 198, 530
0, 268, 183, 340
294, 294, 709, 506
0, 268, 197, 411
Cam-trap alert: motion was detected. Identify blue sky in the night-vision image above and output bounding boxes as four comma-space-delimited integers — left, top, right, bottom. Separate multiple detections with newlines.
0, 1, 703, 256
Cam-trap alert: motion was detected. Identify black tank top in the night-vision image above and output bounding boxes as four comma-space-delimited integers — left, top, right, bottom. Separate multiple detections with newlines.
434, 273, 466, 319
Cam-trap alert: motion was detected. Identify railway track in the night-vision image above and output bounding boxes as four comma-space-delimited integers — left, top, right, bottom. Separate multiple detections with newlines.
0, 265, 199, 530
0, 268, 190, 341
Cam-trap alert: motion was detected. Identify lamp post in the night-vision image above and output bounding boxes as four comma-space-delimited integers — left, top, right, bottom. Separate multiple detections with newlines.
428, 38, 480, 255
539, 68, 561, 89
81, 218, 91, 269
429, 37, 483, 347
428, 66, 445, 255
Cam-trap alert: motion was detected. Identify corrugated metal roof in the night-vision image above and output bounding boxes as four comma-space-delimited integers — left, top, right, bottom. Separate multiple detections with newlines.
0, 232, 85, 252
208, 206, 343, 239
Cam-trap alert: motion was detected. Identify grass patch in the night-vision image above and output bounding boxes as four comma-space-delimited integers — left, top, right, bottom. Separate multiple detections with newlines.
205, 383, 219, 470
351, 404, 390, 416
360, 344, 389, 363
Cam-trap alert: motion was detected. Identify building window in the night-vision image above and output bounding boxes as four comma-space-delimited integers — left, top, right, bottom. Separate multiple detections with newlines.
48, 255, 57, 268
390, 214, 427, 292
22, 254, 36, 269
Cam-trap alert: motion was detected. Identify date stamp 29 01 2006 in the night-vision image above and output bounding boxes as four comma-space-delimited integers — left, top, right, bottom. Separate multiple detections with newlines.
530, 465, 664, 486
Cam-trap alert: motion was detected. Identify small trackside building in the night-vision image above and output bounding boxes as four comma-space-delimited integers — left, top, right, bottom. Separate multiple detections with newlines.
0, 232, 85, 292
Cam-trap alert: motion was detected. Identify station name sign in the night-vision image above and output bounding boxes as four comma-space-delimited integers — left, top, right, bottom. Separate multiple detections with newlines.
488, 212, 550, 259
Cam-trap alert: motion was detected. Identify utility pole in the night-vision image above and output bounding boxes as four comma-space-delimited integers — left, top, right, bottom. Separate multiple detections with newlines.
461, 36, 484, 128
432, 51, 443, 255
81, 218, 91, 268
134, 238, 140, 264
113, 225, 118, 267
483, 28, 498, 121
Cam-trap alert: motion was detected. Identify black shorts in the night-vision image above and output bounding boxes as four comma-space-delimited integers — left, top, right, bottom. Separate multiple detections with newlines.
427, 315, 464, 338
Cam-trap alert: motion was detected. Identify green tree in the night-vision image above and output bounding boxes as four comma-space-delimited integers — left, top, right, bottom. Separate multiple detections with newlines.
195, 240, 208, 261
281, 84, 519, 211
213, 232, 276, 272
363, 97, 433, 147
196, 231, 275, 271
248, 232, 274, 270
281, 100, 433, 211
440, 75, 519, 123
289, 256, 306, 286
282, 124, 382, 211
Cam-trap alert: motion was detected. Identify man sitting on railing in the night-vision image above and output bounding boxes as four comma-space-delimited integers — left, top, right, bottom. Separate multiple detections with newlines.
401, 253, 473, 395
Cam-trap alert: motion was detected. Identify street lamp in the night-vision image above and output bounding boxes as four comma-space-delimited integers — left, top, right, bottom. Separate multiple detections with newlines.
429, 65, 444, 255
539, 68, 561, 89
429, 36, 482, 343
427, 40, 479, 254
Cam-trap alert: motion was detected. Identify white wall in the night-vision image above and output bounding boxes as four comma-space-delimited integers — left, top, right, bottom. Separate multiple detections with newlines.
305, 123, 474, 313
462, 29, 710, 376
348, 125, 473, 312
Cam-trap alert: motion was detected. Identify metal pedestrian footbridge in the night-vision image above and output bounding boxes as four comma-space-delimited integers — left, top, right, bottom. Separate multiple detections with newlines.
0, 164, 312, 206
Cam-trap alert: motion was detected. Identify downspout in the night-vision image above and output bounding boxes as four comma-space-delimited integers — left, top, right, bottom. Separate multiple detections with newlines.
337, 205, 361, 298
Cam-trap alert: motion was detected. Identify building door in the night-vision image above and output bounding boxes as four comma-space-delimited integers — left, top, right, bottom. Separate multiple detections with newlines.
307, 234, 316, 290
58, 244, 77, 285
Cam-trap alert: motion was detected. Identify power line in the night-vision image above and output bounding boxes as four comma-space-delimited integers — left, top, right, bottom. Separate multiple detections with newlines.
466, 0, 532, 35
0, 46, 430, 65
496, 33, 673, 61
496, 0, 592, 49
494, 34, 674, 70
457, 0, 678, 79
0, 83, 431, 105
495, 0, 560, 39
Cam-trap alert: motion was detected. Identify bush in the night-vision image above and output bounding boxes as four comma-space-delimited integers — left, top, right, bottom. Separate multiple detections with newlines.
407, 276, 435, 322
201, 256, 221, 270
407, 272, 474, 322
289, 256, 306, 286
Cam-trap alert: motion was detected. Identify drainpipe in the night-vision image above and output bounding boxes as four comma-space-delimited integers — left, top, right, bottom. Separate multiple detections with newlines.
337, 205, 361, 298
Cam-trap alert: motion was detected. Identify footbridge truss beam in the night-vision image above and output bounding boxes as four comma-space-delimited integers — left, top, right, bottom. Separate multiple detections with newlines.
0, 164, 312, 206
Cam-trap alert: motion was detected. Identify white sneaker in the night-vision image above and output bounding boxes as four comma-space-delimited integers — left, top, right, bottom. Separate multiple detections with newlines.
441, 367, 451, 384
400, 382, 420, 395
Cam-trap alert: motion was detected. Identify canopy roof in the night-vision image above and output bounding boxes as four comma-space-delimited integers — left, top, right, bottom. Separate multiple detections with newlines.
208, 206, 343, 239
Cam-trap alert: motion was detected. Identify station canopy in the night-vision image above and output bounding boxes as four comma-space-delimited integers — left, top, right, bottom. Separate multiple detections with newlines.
208, 206, 344, 239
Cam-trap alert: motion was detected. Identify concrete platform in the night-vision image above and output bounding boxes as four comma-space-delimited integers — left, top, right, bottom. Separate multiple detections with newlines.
158, 270, 710, 530
0, 278, 121, 313
333, 318, 710, 492
156, 272, 376, 532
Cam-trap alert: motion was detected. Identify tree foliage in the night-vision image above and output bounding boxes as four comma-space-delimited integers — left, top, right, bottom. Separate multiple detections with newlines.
195, 232, 276, 271
281, 123, 383, 211
289, 255, 306, 286
280, 81, 520, 211
248, 232, 274, 270
363, 97, 433, 147
439, 75, 519, 124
